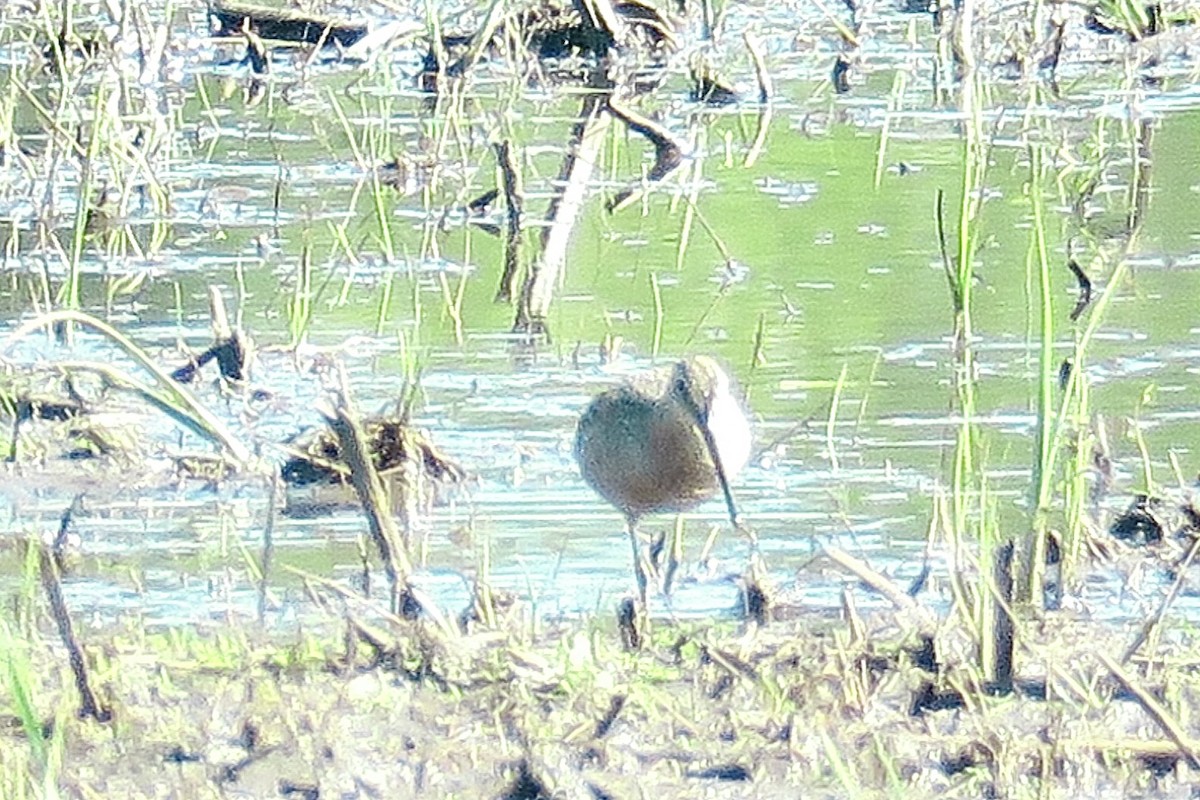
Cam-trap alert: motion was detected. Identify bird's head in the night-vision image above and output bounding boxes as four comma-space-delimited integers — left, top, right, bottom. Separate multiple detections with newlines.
669, 356, 727, 425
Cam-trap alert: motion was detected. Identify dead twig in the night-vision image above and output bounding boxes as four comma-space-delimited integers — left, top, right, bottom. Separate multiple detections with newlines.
36, 537, 110, 722
1097, 651, 1200, 770
493, 140, 524, 304
606, 97, 685, 213
519, 94, 611, 331
743, 31, 772, 104
321, 369, 413, 615
823, 543, 937, 636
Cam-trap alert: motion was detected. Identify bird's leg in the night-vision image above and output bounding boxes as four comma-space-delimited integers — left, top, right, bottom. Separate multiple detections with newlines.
661, 515, 685, 596
616, 597, 642, 650
622, 517, 651, 647
627, 517, 649, 608
647, 529, 670, 593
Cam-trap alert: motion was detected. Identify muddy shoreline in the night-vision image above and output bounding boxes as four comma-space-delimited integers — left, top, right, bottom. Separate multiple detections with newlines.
3, 582, 1198, 798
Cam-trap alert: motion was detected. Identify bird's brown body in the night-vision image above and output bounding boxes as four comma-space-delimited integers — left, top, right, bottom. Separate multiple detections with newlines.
576, 382, 723, 519
574, 357, 751, 607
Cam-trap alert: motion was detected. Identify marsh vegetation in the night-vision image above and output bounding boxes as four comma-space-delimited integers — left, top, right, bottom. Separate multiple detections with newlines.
2, 0, 1200, 795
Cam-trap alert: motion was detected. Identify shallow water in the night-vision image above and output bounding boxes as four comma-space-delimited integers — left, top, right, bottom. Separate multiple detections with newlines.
1, 1, 1199, 628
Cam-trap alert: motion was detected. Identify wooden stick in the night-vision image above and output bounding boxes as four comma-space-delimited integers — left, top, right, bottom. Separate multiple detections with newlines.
493, 140, 524, 304
521, 94, 611, 328
322, 369, 413, 614
743, 31, 772, 104
822, 543, 937, 636
37, 539, 110, 722
1098, 651, 1200, 770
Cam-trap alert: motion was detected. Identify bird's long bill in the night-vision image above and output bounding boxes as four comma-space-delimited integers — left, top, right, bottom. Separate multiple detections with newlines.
696, 416, 740, 528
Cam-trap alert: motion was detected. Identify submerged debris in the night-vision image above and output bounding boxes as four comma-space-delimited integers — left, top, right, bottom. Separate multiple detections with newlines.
172, 286, 253, 385
1110, 494, 1168, 545
281, 415, 464, 493
170, 334, 248, 384
690, 52, 738, 105
208, 1, 367, 48
1084, 0, 1195, 40
174, 453, 239, 487
418, 0, 680, 92
1, 373, 89, 461
0, 386, 85, 425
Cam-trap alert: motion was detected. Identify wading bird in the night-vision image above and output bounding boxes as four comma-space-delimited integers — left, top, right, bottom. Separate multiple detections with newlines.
574, 356, 751, 609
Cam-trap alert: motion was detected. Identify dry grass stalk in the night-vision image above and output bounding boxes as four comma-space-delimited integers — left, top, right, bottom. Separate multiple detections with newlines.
36, 534, 110, 722
1098, 650, 1200, 770
322, 373, 414, 615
